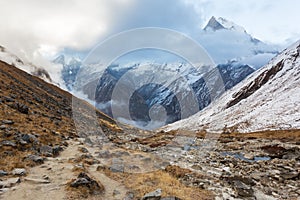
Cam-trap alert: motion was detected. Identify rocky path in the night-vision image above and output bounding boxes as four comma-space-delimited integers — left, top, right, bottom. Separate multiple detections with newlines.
1, 139, 129, 200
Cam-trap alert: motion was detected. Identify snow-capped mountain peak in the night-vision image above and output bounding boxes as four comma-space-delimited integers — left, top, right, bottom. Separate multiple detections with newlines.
204, 16, 246, 33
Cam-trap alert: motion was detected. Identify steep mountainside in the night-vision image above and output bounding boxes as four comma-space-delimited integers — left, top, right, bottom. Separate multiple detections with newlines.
0, 61, 118, 171
164, 41, 300, 133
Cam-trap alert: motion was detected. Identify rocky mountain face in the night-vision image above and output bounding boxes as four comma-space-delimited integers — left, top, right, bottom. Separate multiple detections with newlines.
164, 41, 300, 133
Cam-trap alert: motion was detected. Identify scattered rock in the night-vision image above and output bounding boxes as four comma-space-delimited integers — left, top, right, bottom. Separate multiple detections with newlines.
0, 170, 8, 176
0, 125, 7, 130
25, 154, 44, 164
70, 172, 104, 195
1, 120, 14, 125
21, 134, 38, 144
161, 197, 182, 200
12, 168, 27, 176
39, 145, 63, 157
1, 140, 16, 147
223, 176, 255, 198
142, 188, 162, 200
52, 145, 63, 157
11, 102, 29, 114
3, 96, 14, 103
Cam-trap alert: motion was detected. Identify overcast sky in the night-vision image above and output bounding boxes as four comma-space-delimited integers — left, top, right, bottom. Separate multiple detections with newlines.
0, 0, 299, 63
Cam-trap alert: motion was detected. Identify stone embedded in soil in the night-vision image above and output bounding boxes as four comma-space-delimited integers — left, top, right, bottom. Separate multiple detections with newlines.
25, 154, 45, 164
21, 134, 38, 144
142, 188, 162, 200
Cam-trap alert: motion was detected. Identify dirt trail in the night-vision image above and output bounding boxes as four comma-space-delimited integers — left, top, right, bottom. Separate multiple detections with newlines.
1, 139, 128, 200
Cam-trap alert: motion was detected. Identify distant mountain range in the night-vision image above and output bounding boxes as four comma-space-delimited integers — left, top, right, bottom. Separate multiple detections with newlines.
0, 16, 284, 130
53, 16, 282, 129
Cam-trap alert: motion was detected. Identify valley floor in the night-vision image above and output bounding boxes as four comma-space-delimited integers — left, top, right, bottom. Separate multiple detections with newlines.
1, 129, 299, 200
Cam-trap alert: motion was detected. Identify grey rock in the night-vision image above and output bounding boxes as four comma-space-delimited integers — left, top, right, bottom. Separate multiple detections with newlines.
2, 120, 14, 125
161, 197, 182, 200
39, 145, 53, 157
70, 172, 103, 195
0, 170, 8, 176
142, 188, 162, 200
0, 125, 6, 130
12, 168, 27, 176
21, 134, 38, 143
52, 146, 63, 157
1, 140, 16, 147
12, 102, 29, 114
25, 154, 44, 164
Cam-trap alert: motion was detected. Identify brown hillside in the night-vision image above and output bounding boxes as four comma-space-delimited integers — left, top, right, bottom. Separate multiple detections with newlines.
0, 61, 119, 171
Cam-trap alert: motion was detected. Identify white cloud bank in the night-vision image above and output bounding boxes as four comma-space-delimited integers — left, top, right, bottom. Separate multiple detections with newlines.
0, 0, 299, 67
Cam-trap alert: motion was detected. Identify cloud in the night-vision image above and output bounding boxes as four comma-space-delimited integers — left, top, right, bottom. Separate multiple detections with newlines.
0, 0, 134, 62
0, 0, 299, 70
